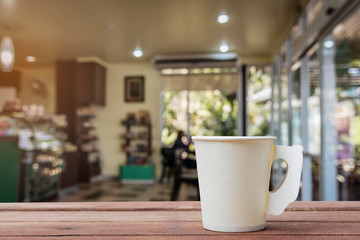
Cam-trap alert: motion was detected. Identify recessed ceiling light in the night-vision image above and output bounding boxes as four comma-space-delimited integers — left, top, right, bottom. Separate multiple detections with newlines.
26, 56, 36, 62
133, 48, 143, 58
217, 14, 229, 24
219, 43, 229, 53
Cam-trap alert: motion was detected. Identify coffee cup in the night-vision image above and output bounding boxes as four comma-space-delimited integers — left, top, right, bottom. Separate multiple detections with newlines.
192, 136, 303, 232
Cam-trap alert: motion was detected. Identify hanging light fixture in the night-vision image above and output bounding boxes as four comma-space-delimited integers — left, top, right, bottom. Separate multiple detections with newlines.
0, 36, 15, 72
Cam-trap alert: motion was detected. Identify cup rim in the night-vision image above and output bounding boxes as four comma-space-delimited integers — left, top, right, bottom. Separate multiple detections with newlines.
191, 136, 277, 141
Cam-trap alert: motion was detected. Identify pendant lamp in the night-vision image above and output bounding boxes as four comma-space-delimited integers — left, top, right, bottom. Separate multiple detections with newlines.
0, 36, 15, 72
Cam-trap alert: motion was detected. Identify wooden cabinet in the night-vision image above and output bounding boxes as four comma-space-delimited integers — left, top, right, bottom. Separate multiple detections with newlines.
75, 63, 93, 105
93, 63, 106, 106
0, 70, 21, 92
60, 151, 79, 189
76, 62, 106, 106
56, 60, 77, 142
56, 60, 106, 108
56, 60, 106, 183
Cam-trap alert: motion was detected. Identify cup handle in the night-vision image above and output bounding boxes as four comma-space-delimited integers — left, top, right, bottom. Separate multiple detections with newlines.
267, 145, 303, 215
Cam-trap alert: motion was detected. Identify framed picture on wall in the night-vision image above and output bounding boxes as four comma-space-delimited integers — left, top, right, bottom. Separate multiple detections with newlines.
125, 76, 144, 102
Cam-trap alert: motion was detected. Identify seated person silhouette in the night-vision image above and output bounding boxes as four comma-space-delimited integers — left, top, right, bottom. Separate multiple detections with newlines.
170, 130, 196, 169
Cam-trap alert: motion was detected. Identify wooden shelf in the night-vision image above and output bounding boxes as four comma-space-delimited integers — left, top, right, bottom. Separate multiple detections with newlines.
121, 120, 151, 127
77, 114, 96, 118
121, 115, 152, 166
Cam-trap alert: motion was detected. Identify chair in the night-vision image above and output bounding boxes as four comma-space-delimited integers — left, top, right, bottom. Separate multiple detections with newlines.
170, 148, 199, 201
159, 147, 174, 183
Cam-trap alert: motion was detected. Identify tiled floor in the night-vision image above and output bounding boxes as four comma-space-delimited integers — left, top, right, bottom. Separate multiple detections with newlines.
57, 179, 199, 202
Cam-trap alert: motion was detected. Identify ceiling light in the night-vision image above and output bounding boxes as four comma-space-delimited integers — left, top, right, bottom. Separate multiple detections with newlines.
217, 14, 229, 24
323, 40, 334, 48
26, 56, 36, 62
133, 48, 143, 58
219, 43, 229, 53
0, 36, 15, 72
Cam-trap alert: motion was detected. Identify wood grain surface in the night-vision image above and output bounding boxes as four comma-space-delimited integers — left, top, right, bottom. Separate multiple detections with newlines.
0, 201, 359, 239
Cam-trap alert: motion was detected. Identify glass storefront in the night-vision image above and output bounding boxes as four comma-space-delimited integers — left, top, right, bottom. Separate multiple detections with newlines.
160, 0, 360, 201
280, 45, 289, 145
332, 8, 360, 200
308, 49, 321, 155
272, 61, 280, 139
308, 48, 321, 200
270, 1, 360, 200
291, 68, 302, 146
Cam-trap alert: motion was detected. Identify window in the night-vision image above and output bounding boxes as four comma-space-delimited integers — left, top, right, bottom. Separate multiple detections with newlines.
308, 47, 321, 155
246, 66, 271, 136
332, 8, 360, 200
161, 67, 239, 145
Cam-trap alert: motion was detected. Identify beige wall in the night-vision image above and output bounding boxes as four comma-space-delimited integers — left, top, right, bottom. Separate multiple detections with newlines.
18, 66, 56, 113
91, 62, 162, 177
17, 62, 161, 178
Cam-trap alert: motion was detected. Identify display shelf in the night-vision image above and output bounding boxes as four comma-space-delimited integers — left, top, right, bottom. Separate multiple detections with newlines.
121, 122, 152, 164
120, 111, 154, 182
75, 106, 101, 183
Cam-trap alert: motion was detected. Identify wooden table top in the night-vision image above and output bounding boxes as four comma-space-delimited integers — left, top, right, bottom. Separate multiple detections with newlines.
0, 201, 359, 239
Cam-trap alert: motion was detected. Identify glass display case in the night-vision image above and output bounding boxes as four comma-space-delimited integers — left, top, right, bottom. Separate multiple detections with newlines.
0, 111, 67, 201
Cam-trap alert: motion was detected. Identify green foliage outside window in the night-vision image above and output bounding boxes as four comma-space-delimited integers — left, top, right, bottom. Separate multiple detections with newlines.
247, 66, 271, 136
161, 90, 238, 146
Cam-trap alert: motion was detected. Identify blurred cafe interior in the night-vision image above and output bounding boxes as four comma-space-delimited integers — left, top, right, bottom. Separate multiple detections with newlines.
0, 0, 360, 202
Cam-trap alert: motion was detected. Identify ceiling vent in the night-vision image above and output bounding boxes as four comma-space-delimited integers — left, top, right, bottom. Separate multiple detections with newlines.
152, 52, 239, 69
